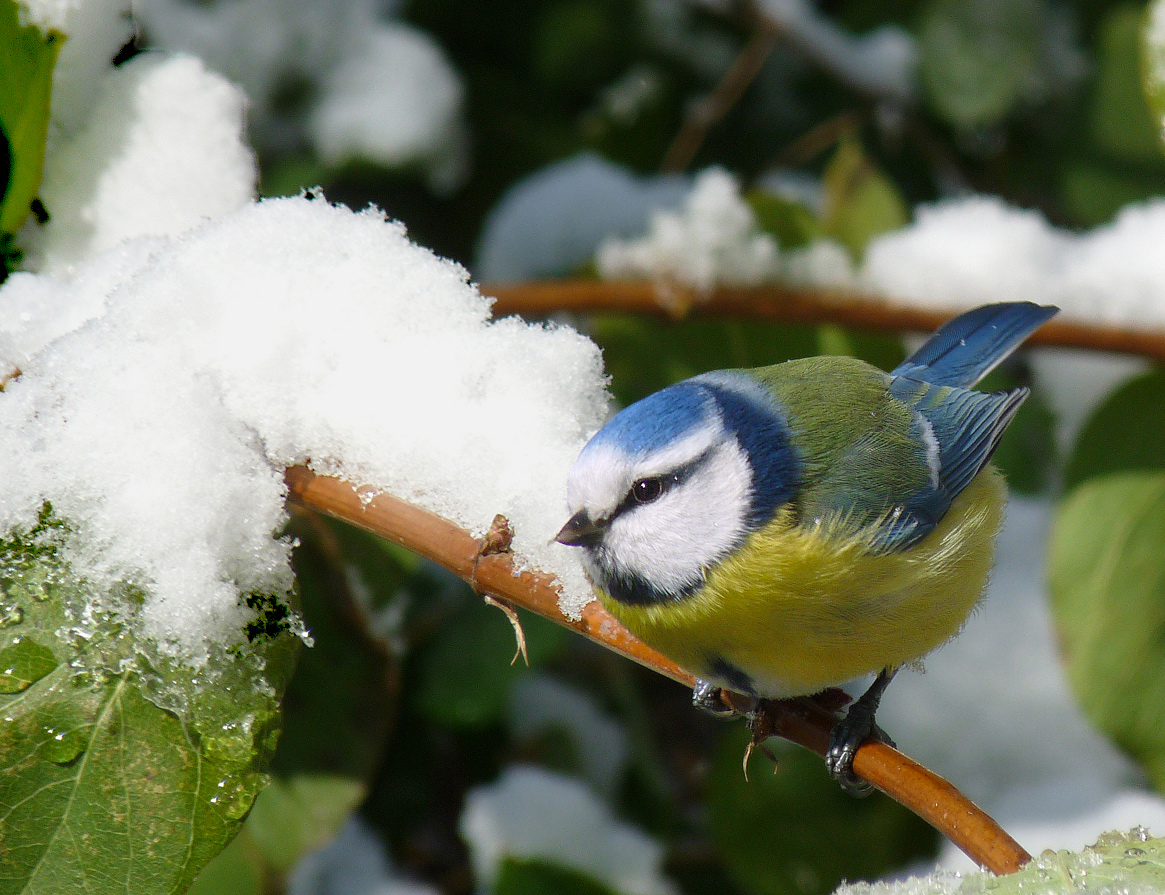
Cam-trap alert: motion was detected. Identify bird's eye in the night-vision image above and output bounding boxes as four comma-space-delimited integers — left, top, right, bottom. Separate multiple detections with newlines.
631, 477, 664, 504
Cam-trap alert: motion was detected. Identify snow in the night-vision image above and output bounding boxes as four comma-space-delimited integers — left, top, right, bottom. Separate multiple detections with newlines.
475, 154, 690, 283
22, 0, 136, 140
755, 0, 917, 102
288, 816, 439, 895
23, 53, 257, 274
862, 196, 1165, 328
459, 765, 677, 895
596, 167, 781, 291
133, 0, 468, 189
308, 23, 468, 194
585, 175, 1165, 331
1, 197, 608, 659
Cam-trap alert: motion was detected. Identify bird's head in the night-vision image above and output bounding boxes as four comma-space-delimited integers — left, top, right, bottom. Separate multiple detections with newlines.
556, 372, 799, 605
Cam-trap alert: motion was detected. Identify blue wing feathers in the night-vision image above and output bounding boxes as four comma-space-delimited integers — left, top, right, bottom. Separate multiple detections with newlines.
892, 302, 1058, 388
871, 302, 1056, 551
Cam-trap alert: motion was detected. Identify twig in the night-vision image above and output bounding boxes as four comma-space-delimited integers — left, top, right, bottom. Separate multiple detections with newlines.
284, 466, 1031, 875
483, 280, 1165, 361
661, 27, 778, 174
772, 110, 863, 168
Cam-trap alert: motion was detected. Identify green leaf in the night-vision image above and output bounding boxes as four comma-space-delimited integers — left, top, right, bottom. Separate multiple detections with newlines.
1064, 368, 1165, 491
707, 729, 938, 895
496, 857, 620, 895
0, 0, 62, 236
918, 0, 1042, 130
187, 774, 366, 894
0, 507, 299, 893
1048, 472, 1165, 791
1145, 0, 1165, 151
745, 190, 823, 250
820, 140, 908, 261
1092, 4, 1165, 165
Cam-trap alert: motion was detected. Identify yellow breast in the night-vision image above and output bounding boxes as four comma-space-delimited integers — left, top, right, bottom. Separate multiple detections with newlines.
597, 468, 1007, 697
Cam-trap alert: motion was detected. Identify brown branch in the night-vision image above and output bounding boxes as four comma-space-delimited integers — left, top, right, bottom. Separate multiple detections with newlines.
484, 280, 1165, 361
285, 466, 1031, 875
661, 27, 778, 174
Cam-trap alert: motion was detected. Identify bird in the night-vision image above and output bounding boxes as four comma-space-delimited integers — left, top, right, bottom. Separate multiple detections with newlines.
555, 301, 1057, 794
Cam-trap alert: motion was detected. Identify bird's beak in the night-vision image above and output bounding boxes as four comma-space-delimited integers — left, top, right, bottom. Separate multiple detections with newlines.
554, 511, 605, 547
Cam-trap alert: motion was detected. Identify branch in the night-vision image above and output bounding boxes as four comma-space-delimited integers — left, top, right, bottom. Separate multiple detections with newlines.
284, 466, 1031, 875
484, 280, 1165, 361
661, 27, 778, 174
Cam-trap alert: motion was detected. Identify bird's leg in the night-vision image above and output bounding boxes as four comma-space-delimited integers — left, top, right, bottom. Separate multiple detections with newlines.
825, 667, 898, 797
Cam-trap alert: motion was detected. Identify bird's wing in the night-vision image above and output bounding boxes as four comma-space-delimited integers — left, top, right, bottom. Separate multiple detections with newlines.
891, 302, 1057, 388
803, 378, 1027, 552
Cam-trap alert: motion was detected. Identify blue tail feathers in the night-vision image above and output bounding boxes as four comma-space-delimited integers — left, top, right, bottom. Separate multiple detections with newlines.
892, 302, 1058, 388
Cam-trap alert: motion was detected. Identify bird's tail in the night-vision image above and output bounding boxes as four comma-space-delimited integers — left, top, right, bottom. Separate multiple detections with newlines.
891, 302, 1058, 388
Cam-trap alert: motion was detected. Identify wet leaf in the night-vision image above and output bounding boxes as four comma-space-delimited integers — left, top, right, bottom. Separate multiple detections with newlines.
0, 507, 299, 893
187, 774, 366, 894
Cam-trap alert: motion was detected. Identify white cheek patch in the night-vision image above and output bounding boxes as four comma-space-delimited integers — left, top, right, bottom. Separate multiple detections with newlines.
603, 438, 753, 596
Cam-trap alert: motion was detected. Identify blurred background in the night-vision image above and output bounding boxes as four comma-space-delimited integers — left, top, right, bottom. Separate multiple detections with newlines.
99, 1, 1165, 892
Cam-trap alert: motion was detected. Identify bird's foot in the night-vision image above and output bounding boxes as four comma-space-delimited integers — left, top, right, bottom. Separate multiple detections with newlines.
825, 714, 895, 797
824, 668, 898, 797
692, 678, 756, 718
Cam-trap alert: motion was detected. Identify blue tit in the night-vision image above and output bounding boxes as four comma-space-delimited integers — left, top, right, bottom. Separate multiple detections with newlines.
555, 301, 1057, 793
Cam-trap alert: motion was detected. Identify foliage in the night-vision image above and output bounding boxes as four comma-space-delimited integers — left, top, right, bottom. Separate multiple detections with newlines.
708, 733, 937, 895
0, 0, 59, 254
1048, 474, 1165, 791
0, 506, 298, 894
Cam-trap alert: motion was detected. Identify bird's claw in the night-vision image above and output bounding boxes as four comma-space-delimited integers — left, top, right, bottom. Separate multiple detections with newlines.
826, 712, 895, 798
692, 679, 738, 718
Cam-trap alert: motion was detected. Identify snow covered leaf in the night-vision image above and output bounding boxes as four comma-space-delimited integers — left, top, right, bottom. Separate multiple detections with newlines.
1144, 0, 1165, 150
0, 507, 298, 894
838, 829, 1165, 894
1064, 369, 1165, 490
1048, 472, 1165, 792
707, 730, 936, 895
0, 0, 61, 237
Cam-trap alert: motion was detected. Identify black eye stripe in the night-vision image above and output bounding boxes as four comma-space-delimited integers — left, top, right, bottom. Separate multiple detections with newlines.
612, 445, 718, 520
